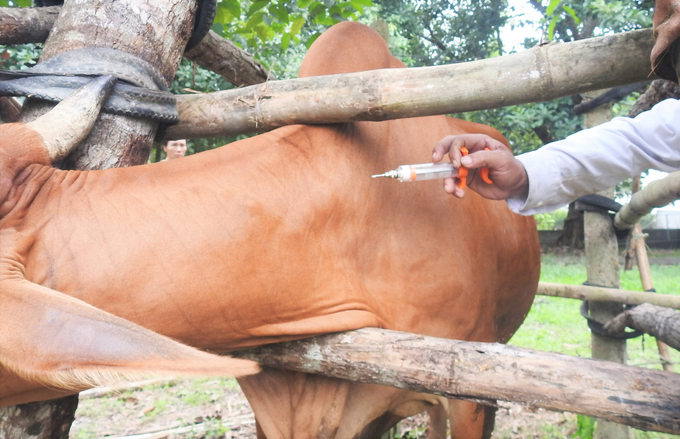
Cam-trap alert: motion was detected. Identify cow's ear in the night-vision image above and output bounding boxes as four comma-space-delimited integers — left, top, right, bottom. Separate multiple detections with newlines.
0, 279, 259, 391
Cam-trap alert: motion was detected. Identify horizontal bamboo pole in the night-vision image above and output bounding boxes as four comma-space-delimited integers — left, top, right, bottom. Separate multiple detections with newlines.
167, 29, 656, 139
234, 328, 680, 434
538, 282, 680, 309
615, 171, 680, 229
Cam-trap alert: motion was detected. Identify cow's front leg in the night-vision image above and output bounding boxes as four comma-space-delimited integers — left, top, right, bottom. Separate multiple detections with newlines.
449, 399, 496, 439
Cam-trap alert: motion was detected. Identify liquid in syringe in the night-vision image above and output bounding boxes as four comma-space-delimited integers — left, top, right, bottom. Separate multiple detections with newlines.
371, 162, 459, 182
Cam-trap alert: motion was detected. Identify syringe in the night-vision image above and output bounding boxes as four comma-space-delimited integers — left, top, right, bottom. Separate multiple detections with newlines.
371, 162, 458, 182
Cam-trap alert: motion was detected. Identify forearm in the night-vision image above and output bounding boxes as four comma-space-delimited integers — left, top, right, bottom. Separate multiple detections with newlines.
509, 98, 680, 215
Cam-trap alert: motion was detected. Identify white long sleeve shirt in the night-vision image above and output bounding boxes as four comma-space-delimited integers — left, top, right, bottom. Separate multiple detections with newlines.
507, 98, 680, 215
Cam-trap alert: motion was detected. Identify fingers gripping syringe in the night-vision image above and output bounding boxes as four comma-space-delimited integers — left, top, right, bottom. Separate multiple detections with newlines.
372, 148, 493, 187
371, 163, 459, 182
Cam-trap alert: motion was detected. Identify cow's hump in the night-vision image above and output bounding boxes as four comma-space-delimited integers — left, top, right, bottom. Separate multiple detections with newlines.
298, 21, 405, 78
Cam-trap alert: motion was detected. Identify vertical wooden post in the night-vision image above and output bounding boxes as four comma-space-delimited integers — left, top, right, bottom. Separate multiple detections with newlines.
0, 1, 197, 437
582, 91, 633, 439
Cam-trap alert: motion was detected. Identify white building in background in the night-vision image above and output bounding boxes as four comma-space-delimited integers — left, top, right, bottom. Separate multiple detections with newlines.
653, 209, 680, 229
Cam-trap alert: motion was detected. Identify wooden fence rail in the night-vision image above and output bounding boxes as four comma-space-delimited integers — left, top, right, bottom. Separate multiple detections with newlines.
538, 281, 680, 308
234, 327, 680, 434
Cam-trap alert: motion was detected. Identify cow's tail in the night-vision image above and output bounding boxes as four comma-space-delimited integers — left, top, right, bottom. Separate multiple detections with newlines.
0, 278, 260, 393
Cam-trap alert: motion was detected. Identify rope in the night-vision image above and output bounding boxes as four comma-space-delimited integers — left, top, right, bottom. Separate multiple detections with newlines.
0, 48, 178, 124
9, 0, 221, 124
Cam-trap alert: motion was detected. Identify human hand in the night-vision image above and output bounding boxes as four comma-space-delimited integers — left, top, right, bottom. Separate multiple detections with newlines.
432, 134, 529, 200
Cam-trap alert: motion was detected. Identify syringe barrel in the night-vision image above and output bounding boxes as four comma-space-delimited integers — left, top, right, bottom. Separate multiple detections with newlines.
395, 163, 458, 182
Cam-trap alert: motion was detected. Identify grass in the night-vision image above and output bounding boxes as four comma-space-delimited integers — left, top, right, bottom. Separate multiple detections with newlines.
507, 250, 680, 439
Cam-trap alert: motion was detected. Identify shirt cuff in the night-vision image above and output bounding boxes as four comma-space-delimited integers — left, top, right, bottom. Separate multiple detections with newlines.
507, 150, 564, 215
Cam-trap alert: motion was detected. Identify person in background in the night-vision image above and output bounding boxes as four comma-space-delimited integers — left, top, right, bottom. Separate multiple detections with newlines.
163, 139, 187, 161
433, 0, 680, 214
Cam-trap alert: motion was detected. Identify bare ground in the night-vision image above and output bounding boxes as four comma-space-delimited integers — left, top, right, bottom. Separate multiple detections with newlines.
70, 377, 578, 439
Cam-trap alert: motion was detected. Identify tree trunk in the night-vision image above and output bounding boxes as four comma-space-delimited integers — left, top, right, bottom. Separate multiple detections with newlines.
20, 0, 196, 169
555, 202, 584, 249
0, 6, 271, 87
628, 79, 680, 118
233, 328, 680, 434
606, 303, 680, 351
0, 0, 196, 437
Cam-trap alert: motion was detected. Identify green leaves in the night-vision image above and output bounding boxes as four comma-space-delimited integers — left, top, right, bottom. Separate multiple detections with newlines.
546, 0, 561, 16
540, 0, 652, 42
0, 0, 31, 7
545, 1, 579, 41
212, 0, 371, 69
574, 414, 596, 439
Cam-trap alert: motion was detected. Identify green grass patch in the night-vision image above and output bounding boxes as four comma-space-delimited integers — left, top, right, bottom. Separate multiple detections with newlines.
508, 252, 679, 438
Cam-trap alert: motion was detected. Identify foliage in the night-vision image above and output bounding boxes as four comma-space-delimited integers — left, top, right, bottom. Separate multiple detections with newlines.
0, 43, 41, 70
0, 0, 659, 161
534, 208, 568, 230
371, 0, 509, 66
574, 414, 596, 439
211, 0, 371, 75
0, 0, 30, 7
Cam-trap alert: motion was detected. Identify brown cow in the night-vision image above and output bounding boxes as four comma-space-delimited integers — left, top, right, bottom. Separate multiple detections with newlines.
0, 22, 539, 439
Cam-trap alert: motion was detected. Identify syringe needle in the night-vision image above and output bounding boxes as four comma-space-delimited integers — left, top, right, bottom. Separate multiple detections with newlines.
372, 170, 398, 179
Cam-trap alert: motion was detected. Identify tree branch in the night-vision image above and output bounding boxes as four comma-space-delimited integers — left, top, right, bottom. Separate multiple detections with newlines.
0, 5, 59, 45
528, 0, 545, 14
184, 30, 272, 86
605, 303, 680, 351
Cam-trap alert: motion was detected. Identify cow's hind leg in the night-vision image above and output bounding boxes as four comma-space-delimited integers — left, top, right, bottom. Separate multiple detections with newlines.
427, 405, 448, 439
448, 399, 495, 439
0, 277, 258, 406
